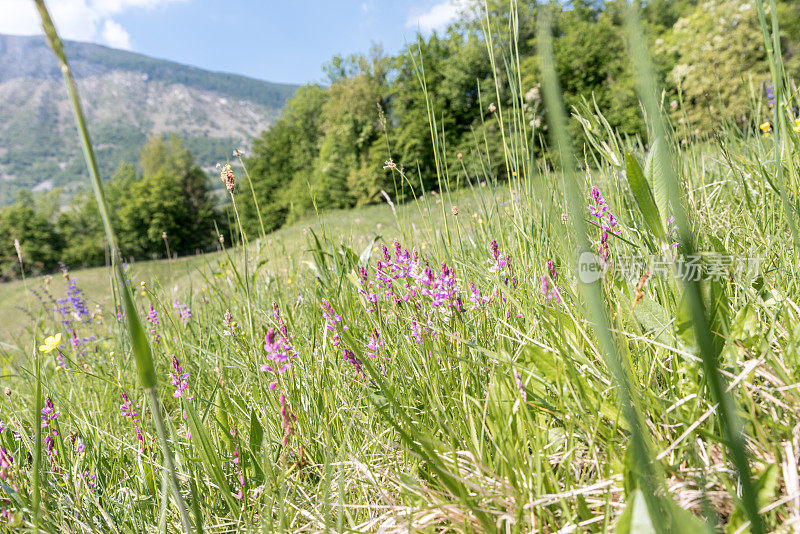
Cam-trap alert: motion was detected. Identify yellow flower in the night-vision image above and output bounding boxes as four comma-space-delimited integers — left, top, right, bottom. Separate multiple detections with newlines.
39, 333, 62, 354
793, 118, 800, 133
760, 121, 771, 133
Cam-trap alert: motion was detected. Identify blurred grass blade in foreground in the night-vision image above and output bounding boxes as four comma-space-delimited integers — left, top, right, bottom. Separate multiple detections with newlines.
32, 1, 193, 531
624, 3, 764, 533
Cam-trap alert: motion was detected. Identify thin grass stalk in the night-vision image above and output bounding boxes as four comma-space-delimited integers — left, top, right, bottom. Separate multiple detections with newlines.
235, 154, 267, 241
32, 2, 193, 531
537, 10, 676, 533
228, 192, 256, 342
415, 43, 454, 252
32, 336, 42, 531
755, 0, 799, 245
623, 4, 764, 533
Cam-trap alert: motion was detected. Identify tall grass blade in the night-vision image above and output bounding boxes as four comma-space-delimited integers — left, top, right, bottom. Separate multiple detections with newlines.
537, 10, 675, 532
623, 4, 764, 533
32, 1, 193, 531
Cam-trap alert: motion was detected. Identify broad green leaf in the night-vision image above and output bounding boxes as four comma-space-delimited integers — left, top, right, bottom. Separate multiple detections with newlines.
248, 408, 263, 455
185, 403, 240, 513
727, 465, 778, 533
677, 277, 730, 358
626, 151, 665, 241
731, 304, 759, 343
644, 137, 671, 231
616, 490, 656, 534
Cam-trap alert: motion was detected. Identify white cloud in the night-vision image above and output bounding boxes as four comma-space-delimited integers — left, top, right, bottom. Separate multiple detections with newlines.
0, 0, 185, 49
406, 0, 470, 33
101, 19, 131, 49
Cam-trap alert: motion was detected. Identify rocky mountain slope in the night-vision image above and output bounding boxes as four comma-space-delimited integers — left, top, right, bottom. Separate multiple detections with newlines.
0, 34, 298, 205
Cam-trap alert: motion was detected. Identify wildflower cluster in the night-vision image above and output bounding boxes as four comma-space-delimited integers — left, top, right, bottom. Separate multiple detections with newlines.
540, 260, 561, 303
41, 396, 60, 466
222, 309, 237, 336
322, 299, 345, 347
373, 240, 465, 316
147, 304, 160, 342
489, 239, 518, 289
667, 216, 679, 248
170, 355, 193, 439
261, 303, 297, 388
0, 447, 15, 520
55, 278, 91, 326
69, 329, 95, 358
468, 280, 494, 310
170, 356, 193, 401
589, 186, 619, 262
120, 392, 145, 449
357, 265, 378, 313
173, 300, 192, 324
220, 163, 236, 191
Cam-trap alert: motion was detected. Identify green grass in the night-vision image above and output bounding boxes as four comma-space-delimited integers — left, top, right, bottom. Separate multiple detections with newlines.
2, 1, 800, 532
0, 191, 490, 346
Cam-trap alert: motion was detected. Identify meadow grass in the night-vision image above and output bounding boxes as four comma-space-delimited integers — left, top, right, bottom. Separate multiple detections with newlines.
1, 1, 800, 532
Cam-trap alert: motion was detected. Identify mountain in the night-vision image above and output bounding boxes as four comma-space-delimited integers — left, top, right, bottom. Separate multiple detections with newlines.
0, 34, 298, 205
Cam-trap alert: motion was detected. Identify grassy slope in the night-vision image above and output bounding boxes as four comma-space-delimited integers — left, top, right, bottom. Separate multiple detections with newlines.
0, 188, 485, 346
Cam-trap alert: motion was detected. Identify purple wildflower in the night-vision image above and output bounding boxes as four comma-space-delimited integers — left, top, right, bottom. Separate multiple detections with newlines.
367, 329, 387, 359
589, 186, 619, 262
321, 299, 344, 347
468, 280, 494, 310
343, 349, 365, 380
488, 240, 509, 273
667, 216, 679, 247
540, 261, 562, 303
273, 302, 295, 356
0, 447, 12, 482
147, 305, 160, 342
223, 309, 236, 336
41, 396, 60, 465
514, 368, 527, 402
261, 327, 294, 374
409, 317, 424, 343
121, 392, 145, 449
83, 471, 97, 492
357, 265, 378, 312
170, 356, 193, 401
172, 301, 192, 324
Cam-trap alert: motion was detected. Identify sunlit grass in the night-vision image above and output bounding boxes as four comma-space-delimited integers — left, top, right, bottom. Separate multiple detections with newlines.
0, 1, 798, 532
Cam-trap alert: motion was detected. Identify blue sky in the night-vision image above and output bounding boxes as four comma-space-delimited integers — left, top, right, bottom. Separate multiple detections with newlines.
0, 0, 467, 84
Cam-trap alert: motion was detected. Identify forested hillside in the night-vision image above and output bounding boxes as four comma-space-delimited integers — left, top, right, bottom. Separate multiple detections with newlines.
0, 33, 297, 205
233, 0, 800, 235
3, 0, 799, 279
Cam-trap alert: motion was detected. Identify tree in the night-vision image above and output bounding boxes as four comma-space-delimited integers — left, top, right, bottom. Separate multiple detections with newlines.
239, 84, 328, 230
0, 191, 63, 279
660, 0, 800, 133
311, 48, 392, 208
56, 191, 106, 268
113, 136, 219, 258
